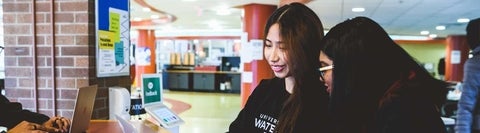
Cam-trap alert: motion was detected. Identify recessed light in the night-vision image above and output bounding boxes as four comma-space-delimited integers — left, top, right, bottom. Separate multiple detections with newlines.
142, 8, 151, 12
457, 18, 470, 23
352, 7, 365, 12
420, 31, 429, 35
151, 15, 160, 19
435, 25, 446, 30
133, 17, 142, 21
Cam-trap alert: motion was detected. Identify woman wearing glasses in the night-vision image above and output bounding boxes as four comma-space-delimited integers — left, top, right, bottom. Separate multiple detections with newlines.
228, 2, 331, 133
318, 16, 448, 133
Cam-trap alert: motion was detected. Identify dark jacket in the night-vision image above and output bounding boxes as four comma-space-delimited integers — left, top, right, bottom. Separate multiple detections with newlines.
375, 78, 447, 133
0, 94, 49, 129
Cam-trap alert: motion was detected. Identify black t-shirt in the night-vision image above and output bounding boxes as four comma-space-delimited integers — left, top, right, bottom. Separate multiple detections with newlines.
228, 78, 289, 133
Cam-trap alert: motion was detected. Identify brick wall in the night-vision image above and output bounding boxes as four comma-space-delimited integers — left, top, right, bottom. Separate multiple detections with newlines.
2, 0, 131, 120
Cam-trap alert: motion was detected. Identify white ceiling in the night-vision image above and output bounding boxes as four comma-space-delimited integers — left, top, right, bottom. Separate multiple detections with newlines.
130, 0, 480, 38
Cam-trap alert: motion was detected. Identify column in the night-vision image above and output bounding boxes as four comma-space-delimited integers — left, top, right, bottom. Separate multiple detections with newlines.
445, 35, 469, 82
134, 29, 157, 88
241, 4, 277, 107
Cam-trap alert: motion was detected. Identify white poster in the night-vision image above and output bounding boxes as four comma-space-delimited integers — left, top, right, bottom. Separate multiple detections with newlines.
249, 39, 264, 60
451, 50, 461, 64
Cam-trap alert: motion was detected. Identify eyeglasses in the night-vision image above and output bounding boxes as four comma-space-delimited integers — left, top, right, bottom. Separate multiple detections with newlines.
318, 65, 333, 81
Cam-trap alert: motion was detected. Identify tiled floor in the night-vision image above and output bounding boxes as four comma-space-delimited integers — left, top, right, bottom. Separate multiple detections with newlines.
163, 90, 241, 133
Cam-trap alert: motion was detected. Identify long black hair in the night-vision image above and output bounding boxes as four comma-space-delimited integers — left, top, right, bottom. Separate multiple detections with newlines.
321, 16, 448, 132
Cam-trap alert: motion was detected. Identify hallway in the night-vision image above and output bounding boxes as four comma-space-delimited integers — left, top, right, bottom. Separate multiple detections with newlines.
163, 91, 241, 133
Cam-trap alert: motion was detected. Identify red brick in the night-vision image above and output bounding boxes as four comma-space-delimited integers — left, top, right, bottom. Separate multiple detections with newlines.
4, 25, 32, 34
5, 88, 31, 98
4, 36, 17, 45
3, 78, 17, 89
75, 35, 89, 45
18, 57, 34, 66
19, 78, 35, 87
59, 1, 88, 12
37, 68, 53, 77
36, 24, 52, 34
3, 3, 30, 13
75, 56, 88, 67
38, 89, 54, 98
4, 57, 17, 66
17, 13, 33, 23
61, 68, 88, 77
75, 13, 89, 23
36, 2, 51, 13
10, 46, 30, 55
56, 13, 74, 23
36, 46, 52, 56
77, 79, 89, 87
59, 89, 77, 99
17, 36, 33, 44
35, 13, 49, 23
60, 24, 88, 34
55, 35, 74, 45
57, 99, 75, 110
3, 14, 15, 23
57, 57, 75, 66
56, 79, 75, 88
18, 99, 35, 109
38, 99, 52, 109
36, 78, 49, 88
36, 56, 48, 66
6, 68, 33, 77
61, 46, 88, 56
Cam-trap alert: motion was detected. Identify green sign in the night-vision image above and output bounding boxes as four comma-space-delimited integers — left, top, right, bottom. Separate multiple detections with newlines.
142, 77, 162, 104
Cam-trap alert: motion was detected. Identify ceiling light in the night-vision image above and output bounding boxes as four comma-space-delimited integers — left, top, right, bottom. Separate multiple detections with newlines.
457, 18, 470, 23
352, 7, 365, 12
151, 15, 160, 19
435, 25, 446, 30
420, 31, 429, 35
133, 17, 142, 21
429, 34, 438, 38
142, 8, 151, 12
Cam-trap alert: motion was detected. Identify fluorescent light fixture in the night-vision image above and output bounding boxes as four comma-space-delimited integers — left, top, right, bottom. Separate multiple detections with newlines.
436, 25, 446, 30
352, 7, 365, 12
429, 34, 438, 38
420, 31, 429, 35
457, 18, 470, 23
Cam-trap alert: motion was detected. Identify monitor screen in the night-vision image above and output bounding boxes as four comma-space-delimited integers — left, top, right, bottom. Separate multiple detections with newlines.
141, 73, 163, 106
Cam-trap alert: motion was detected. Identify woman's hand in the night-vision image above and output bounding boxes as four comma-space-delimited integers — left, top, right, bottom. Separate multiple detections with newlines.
42, 117, 71, 133
8, 121, 61, 133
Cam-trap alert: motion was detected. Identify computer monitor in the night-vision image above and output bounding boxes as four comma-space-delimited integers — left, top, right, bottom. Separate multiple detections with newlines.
221, 56, 240, 71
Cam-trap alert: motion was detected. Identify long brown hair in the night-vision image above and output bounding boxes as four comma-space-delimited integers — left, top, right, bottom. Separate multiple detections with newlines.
263, 2, 325, 133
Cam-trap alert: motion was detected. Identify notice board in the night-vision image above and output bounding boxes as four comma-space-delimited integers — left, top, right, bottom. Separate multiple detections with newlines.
95, 0, 130, 77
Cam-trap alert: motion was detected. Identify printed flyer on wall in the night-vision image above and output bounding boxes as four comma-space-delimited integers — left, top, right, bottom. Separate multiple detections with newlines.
96, 0, 130, 77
